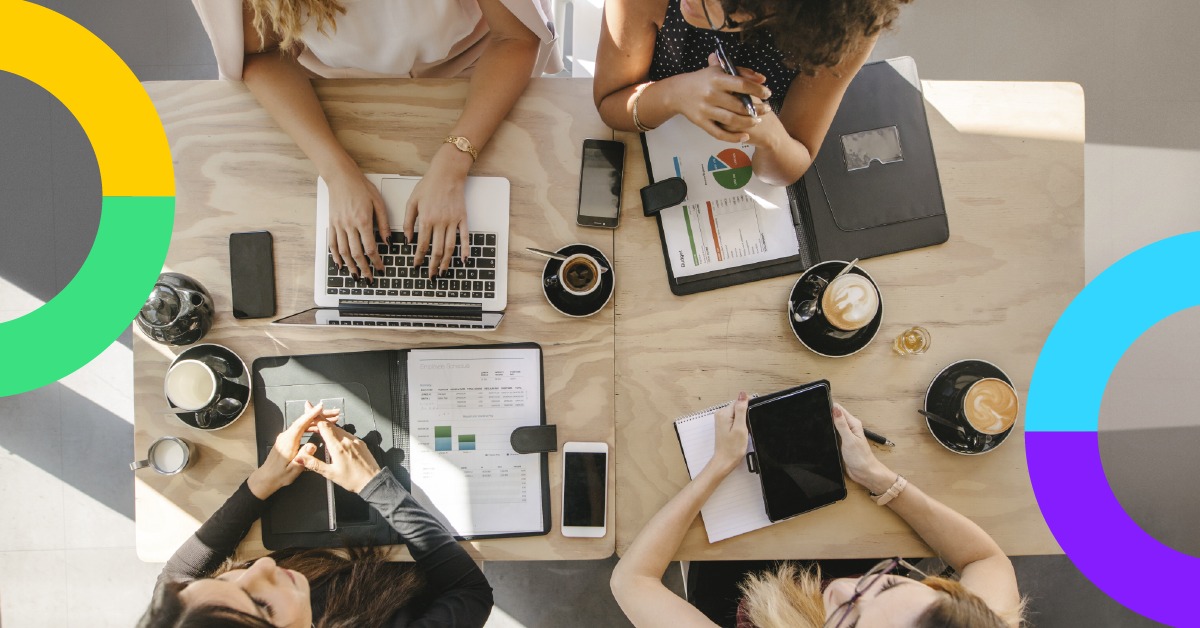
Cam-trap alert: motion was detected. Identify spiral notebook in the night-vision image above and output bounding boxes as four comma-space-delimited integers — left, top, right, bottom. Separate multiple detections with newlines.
672, 398, 774, 543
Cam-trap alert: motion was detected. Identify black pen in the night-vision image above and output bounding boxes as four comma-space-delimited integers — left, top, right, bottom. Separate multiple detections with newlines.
863, 428, 895, 447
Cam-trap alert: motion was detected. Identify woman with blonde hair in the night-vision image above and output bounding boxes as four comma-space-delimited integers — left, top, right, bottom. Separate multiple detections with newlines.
192, 0, 560, 279
611, 394, 1024, 628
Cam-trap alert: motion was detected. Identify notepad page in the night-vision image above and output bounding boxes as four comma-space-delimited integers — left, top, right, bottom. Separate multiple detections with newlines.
675, 408, 774, 543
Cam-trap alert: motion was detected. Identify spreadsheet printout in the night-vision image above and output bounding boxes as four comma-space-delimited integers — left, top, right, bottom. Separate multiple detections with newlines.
406, 348, 544, 536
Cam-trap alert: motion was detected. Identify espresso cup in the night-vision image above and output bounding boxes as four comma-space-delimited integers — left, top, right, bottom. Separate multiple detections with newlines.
129, 436, 195, 475
960, 378, 1019, 435
165, 360, 221, 411
820, 273, 880, 331
557, 253, 603, 297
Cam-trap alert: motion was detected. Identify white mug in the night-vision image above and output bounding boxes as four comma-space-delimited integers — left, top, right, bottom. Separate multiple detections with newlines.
164, 360, 220, 411
557, 253, 606, 297
130, 436, 195, 475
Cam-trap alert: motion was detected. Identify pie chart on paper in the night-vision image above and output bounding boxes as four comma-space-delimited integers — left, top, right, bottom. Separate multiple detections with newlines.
707, 148, 753, 190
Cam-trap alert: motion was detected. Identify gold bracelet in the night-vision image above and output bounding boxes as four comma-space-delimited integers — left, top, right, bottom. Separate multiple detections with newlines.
632, 82, 655, 133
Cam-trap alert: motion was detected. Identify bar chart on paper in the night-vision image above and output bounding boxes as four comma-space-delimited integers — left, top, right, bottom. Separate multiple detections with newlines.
680, 193, 771, 266
406, 347, 545, 535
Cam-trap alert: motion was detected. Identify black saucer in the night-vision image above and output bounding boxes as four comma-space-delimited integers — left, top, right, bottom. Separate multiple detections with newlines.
542, 244, 614, 318
166, 343, 250, 431
924, 359, 1015, 455
788, 261, 883, 358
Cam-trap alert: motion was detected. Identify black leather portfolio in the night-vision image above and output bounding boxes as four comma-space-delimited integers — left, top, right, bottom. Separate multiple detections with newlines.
252, 342, 552, 550
640, 56, 948, 295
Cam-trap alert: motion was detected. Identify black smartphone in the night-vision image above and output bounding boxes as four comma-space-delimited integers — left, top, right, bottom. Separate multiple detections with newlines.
229, 231, 276, 319
577, 139, 625, 229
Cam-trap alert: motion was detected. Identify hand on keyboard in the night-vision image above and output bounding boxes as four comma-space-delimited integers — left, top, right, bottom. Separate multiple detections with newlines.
403, 156, 470, 274
326, 169, 391, 280
327, 231, 498, 301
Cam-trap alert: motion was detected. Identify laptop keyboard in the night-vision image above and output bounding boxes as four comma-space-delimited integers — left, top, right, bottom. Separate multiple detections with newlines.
325, 231, 498, 300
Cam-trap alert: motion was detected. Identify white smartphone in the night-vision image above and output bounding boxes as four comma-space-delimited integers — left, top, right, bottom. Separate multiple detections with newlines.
561, 441, 609, 538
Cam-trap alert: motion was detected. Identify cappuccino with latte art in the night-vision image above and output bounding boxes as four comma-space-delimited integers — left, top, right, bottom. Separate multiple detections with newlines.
962, 378, 1018, 434
820, 274, 879, 331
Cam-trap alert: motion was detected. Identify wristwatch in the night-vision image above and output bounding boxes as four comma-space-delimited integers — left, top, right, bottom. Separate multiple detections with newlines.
444, 135, 478, 162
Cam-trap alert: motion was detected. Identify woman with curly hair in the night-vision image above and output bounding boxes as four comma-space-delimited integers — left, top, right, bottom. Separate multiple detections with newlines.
192, 0, 559, 279
593, 0, 910, 186
611, 394, 1025, 628
136, 402, 492, 628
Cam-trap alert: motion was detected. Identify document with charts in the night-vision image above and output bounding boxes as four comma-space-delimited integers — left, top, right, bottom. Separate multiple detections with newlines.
644, 116, 800, 278
407, 347, 544, 537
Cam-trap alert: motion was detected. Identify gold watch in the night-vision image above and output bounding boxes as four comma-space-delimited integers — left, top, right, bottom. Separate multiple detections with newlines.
444, 135, 478, 162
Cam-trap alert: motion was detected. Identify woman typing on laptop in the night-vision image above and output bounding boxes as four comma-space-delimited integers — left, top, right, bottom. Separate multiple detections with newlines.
610, 395, 1024, 628
593, 0, 910, 186
137, 402, 492, 628
192, 0, 559, 278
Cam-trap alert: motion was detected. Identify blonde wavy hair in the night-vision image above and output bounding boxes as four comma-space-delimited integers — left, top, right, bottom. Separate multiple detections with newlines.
246, 0, 348, 54
739, 562, 1025, 628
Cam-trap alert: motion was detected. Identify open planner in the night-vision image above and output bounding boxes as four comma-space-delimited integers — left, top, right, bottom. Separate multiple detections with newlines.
640, 57, 948, 295
252, 343, 552, 549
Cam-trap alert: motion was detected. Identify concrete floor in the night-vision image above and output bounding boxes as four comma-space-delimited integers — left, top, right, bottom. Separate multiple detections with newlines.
4, 0, 1200, 626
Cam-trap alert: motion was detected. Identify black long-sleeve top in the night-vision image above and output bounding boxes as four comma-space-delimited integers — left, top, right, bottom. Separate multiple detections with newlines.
158, 470, 493, 627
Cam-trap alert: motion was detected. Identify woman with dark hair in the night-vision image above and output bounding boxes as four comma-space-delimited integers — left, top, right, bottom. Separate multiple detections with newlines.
611, 394, 1025, 628
137, 402, 492, 628
594, 0, 911, 185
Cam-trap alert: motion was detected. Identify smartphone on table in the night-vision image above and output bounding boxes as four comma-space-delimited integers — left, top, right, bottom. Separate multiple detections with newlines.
576, 139, 626, 229
561, 441, 609, 538
229, 231, 276, 319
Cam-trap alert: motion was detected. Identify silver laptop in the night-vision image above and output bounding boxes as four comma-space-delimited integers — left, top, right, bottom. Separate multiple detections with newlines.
273, 174, 509, 330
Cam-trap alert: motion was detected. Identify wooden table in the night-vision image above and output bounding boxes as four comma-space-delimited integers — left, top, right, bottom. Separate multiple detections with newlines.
135, 78, 616, 562
613, 81, 1084, 559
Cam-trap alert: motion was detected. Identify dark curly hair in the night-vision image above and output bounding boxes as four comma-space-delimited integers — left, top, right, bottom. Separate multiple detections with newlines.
720, 0, 912, 73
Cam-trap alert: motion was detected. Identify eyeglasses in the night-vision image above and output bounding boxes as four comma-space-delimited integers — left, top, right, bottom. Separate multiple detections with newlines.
823, 557, 929, 628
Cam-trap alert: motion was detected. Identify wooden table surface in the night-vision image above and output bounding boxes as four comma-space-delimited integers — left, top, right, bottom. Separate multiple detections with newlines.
613, 81, 1084, 560
135, 78, 616, 562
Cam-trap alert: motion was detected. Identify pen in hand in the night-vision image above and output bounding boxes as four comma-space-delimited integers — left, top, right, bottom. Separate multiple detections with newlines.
863, 428, 895, 448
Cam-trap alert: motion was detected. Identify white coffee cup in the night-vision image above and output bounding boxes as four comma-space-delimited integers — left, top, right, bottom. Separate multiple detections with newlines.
165, 360, 219, 411
130, 436, 194, 475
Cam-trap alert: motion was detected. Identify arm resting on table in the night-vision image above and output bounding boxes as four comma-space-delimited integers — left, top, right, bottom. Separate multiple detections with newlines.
158, 481, 267, 585
360, 470, 494, 628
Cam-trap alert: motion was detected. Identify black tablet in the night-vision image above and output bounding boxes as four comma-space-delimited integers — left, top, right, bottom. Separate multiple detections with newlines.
746, 381, 847, 522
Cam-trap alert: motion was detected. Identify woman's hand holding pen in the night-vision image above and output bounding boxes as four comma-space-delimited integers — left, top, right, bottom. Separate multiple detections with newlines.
666, 54, 772, 143
248, 401, 340, 499
709, 392, 751, 476
832, 403, 898, 495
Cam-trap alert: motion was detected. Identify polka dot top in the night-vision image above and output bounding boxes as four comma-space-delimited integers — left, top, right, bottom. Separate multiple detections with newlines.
649, 0, 799, 108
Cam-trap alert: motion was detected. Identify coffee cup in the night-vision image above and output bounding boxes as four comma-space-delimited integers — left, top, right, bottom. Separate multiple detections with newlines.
960, 378, 1019, 435
129, 436, 195, 475
552, 253, 606, 297
165, 359, 223, 411
820, 273, 880, 331
164, 355, 248, 429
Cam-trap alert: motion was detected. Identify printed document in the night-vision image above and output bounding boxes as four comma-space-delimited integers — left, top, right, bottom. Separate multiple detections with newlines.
644, 116, 800, 278
407, 348, 543, 536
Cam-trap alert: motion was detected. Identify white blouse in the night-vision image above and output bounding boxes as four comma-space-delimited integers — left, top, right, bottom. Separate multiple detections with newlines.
192, 0, 562, 81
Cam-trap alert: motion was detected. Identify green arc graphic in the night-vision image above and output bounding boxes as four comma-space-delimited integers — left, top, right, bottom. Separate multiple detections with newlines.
0, 197, 174, 395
